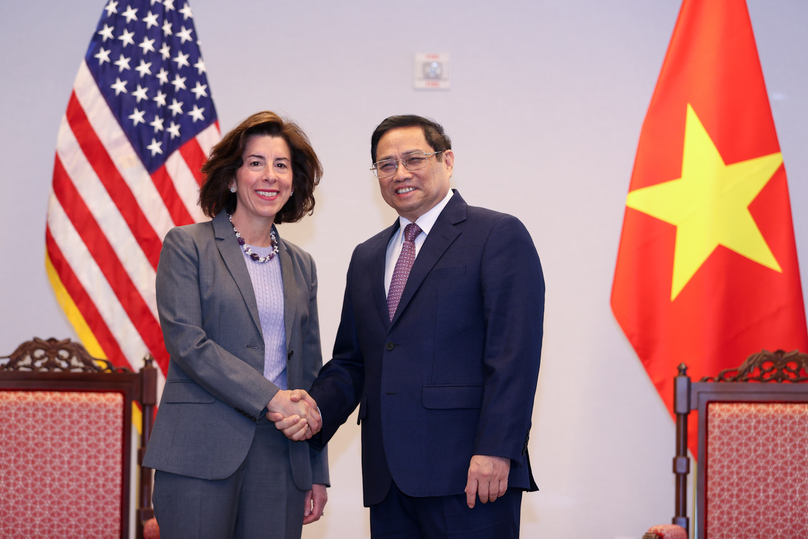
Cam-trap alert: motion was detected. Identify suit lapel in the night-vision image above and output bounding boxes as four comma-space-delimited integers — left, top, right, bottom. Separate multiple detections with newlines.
390, 192, 467, 326
278, 233, 296, 352
213, 212, 263, 337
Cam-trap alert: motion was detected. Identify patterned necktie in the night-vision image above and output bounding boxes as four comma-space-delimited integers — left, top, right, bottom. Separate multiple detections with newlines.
387, 223, 422, 321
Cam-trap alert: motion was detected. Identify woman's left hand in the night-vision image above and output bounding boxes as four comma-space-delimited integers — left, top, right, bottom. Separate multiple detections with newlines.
303, 483, 328, 524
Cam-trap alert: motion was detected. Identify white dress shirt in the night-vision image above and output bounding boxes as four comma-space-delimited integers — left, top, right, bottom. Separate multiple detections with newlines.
384, 189, 454, 296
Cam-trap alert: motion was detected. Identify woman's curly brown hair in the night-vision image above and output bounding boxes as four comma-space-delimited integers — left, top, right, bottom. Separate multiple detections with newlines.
198, 111, 322, 223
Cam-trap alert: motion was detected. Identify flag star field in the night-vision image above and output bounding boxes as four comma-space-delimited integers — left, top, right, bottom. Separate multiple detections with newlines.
86, 0, 216, 173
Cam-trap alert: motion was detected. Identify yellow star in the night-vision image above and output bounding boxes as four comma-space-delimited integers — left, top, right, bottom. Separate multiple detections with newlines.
626, 104, 783, 301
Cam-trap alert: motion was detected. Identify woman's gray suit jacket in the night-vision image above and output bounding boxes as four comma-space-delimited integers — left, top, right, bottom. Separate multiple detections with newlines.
143, 211, 328, 489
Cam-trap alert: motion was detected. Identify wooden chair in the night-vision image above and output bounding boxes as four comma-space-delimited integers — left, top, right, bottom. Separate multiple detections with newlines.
643, 349, 808, 539
0, 337, 157, 539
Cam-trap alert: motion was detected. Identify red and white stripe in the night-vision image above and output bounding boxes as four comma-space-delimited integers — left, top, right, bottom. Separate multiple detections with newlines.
46, 60, 219, 377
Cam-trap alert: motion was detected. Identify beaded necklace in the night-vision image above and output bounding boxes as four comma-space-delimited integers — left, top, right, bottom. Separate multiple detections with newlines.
229, 214, 279, 263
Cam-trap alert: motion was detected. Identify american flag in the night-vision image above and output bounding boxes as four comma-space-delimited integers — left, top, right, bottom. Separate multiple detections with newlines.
45, 0, 220, 377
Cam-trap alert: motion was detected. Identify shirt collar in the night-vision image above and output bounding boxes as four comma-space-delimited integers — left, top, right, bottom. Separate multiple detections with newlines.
397, 189, 454, 236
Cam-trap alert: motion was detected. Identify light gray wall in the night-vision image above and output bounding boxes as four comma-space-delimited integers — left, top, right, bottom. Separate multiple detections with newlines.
1, 1, 805, 538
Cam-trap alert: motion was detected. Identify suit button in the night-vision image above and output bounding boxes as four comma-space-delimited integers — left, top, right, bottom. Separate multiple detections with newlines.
385, 341, 395, 351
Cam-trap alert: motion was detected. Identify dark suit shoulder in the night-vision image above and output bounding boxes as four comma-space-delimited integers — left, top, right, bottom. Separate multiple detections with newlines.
462, 201, 521, 224
439, 190, 529, 232
457, 203, 534, 242
360, 221, 398, 247
351, 221, 397, 258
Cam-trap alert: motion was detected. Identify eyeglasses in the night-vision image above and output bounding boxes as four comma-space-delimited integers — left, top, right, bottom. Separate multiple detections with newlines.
370, 151, 442, 179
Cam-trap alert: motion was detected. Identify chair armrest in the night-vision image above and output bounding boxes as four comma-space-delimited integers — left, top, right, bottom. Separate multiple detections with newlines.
643, 524, 687, 539
143, 517, 160, 539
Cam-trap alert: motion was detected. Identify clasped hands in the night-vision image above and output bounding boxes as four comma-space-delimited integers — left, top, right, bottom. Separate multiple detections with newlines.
267, 391, 327, 523
266, 389, 320, 441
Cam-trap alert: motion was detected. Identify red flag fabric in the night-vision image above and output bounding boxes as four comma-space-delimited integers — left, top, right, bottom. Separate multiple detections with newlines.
46, 0, 220, 376
611, 0, 808, 456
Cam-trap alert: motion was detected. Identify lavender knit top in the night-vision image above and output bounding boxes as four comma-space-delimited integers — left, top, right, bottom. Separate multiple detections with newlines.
240, 242, 288, 390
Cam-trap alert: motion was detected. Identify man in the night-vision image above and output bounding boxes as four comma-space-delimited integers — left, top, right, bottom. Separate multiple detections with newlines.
274, 115, 544, 538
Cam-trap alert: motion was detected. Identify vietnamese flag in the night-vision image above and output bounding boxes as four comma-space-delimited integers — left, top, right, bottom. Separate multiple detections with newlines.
611, 0, 808, 457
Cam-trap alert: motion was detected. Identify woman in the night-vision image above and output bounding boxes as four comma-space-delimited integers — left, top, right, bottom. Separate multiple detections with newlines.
143, 111, 328, 539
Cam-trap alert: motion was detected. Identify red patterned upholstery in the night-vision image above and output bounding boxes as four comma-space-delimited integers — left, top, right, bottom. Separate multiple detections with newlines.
0, 337, 158, 539
645, 350, 808, 539
705, 402, 808, 539
643, 524, 687, 539
0, 391, 124, 538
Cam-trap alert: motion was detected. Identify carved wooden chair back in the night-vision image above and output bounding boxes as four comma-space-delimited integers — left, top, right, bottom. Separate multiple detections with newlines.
0, 337, 157, 539
672, 349, 808, 539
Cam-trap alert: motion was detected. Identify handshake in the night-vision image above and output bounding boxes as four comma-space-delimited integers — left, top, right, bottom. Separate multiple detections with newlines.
266, 389, 321, 441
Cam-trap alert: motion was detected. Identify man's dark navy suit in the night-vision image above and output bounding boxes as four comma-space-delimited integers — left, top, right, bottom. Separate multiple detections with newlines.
309, 190, 544, 507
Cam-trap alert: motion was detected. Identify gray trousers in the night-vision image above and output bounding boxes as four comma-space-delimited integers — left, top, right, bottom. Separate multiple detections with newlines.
153, 419, 306, 539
